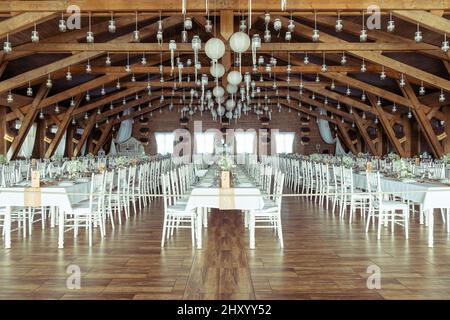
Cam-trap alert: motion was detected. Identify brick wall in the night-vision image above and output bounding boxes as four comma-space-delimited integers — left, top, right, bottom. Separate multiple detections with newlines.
132, 107, 336, 156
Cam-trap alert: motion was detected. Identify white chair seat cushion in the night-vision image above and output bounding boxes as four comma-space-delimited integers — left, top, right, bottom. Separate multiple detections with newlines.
167, 204, 194, 214
378, 201, 409, 210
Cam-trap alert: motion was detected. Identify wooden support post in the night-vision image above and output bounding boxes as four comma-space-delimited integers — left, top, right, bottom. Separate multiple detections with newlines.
336, 120, 357, 155
73, 115, 97, 157
0, 106, 7, 155
94, 123, 113, 154
220, 10, 234, 41
6, 84, 48, 160
353, 113, 379, 157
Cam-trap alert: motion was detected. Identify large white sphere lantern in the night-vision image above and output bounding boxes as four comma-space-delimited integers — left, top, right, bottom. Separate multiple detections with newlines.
217, 105, 225, 116
229, 31, 250, 72
226, 84, 238, 94
215, 96, 224, 104
213, 86, 225, 98
229, 32, 250, 53
227, 70, 242, 86
225, 99, 236, 111
205, 38, 225, 61
210, 63, 225, 78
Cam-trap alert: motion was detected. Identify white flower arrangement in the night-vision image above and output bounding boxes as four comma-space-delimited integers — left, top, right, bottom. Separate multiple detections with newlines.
442, 153, 450, 164
342, 156, 354, 168
309, 153, 321, 162
218, 156, 233, 171
387, 152, 400, 161
0, 154, 8, 165
66, 160, 87, 180
51, 154, 62, 162
115, 156, 129, 168
357, 152, 369, 159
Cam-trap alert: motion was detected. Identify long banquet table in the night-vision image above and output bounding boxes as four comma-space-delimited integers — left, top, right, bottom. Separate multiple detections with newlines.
0, 179, 92, 249
353, 171, 450, 247
187, 167, 265, 249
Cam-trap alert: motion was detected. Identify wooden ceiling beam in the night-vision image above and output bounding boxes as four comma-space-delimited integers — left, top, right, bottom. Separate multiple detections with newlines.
392, 10, 450, 35
73, 113, 97, 157
336, 120, 358, 154
0, 11, 57, 38
13, 42, 441, 53
353, 112, 380, 156
275, 15, 450, 92
0, 15, 183, 95
93, 122, 113, 154
0, 1, 447, 12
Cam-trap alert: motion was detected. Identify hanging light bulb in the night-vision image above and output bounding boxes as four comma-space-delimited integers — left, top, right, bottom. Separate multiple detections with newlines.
288, 17, 295, 32
335, 11, 343, 32
330, 80, 336, 90
58, 12, 67, 32
85, 91, 91, 102
380, 66, 386, 80
392, 103, 397, 112
311, 93, 316, 100
54, 104, 60, 114
264, 27, 271, 43
274, 18, 282, 32
303, 52, 309, 64
105, 53, 112, 66
414, 23, 423, 43
399, 73, 406, 87
439, 89, 446, 103
346, 85, 351, 96
3, 34, 12, 53
337, 101, 341, 109
362, 112, 366, 119
108, 12, 116, 33
352, 122, 355, 128
31, 23, 39, 42
25, 81, 33, 97
387, 12, 395, 33
66, 67, 72, 81
72, 118, 76, 125
133, 12, 140, 42
184, 17, 193, 30
321, 52, 327, 72
101, 86, 106, 96
84, 112, 89, 120
285, 31, 292, 41
6, 91, 13, 104
315, 73, 320, 82
340, 52, 347, 65
361, 91, 366, 101
46, 74, 52, 88
70, 97, 75, 107
205, 18, 212, 33
349, 107, 353, 114
442, 34, 449, 53
376, 97, 382, 106
374, 117, 379, 124
360, 11, 367, 42
39, 111, 45, 120
125, 52, 131, 73
116, 78, 121, 89
156, 19, 163, 44
407, 109, 413, 119
86, 12, 94, 43
141, 52, 147, 65
419, 81, 425, 95
85, 59, 92, 73
312, 11, 320, 42
341, 117, 345, 123
360, 59, 367, 72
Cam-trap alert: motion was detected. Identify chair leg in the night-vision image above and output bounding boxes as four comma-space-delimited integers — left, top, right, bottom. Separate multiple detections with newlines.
277, 213, 284, 249
377, 210, 383, 240
161, 215, 168, 247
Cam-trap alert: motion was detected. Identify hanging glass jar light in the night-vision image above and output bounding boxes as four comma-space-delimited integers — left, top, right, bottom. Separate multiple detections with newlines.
86, 12, 94, 43
3, 34, 12, 53
58, 12, 67, 32
46, 74, 53, 88
335, 11, 343, 32
108, 12, 116, 33
184, 17, 193, 30
419, 81, 425, 95
31, 23, 39, 42
442, 34, 449, 53
66, 67, 72, 81
414, 23, 422, 43
312, 11, 320, 42
27, 82, 33, 97
6, 91, 13, 104
132, 12, 140, 42
387, 12, 395, 32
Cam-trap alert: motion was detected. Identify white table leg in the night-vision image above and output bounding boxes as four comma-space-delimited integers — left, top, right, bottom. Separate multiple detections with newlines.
428, 209, 434, 248
58, 209, 64, 249
196, 208, 202, 249
50, 206, 56, 228
4, 207, 11, 249
203, 207, 208, 228
249, 212, 255, 249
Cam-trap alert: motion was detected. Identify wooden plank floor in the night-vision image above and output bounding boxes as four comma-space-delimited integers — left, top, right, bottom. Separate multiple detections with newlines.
2, 196, 450, 299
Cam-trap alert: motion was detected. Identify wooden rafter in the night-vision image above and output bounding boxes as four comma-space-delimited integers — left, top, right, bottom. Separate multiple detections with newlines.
392, 10, 450, 35
0, 11, 57, 38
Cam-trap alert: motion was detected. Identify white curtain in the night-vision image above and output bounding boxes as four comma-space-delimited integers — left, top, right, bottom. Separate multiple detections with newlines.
275, 132, 295, 154
54, 131, 66, 157
235, 131, 256, 154
317, 109, 351, 155
155, 132, 175, 154
115, 109, 133, 144
18, 123, 37, 159
317, 114, 336, 144
195, 132, 215, 154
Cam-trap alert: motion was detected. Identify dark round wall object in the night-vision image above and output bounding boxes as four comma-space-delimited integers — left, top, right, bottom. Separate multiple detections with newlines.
139, 137, 149, 143
139, 128, 150, 133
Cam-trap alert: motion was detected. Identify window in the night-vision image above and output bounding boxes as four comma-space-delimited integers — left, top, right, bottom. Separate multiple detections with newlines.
195, 132, 215, 154
155, 132, 175, 154
275, 132, 295, 154
235, 131, 256, 154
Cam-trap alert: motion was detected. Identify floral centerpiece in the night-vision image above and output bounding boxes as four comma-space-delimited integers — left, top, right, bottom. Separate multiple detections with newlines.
387, 152, 400, 161
218, 156, 233, 171
442, 153, 450, 165
51, 154, 62, 162
393, 160, 414, 179
218, 156, 234, 188
0, 154, 8, 165
115, 156, 129, 168
309, 153, 321, 162
66, 160, 87, 180
357, 152, 369, 159
341, 155, 354, 168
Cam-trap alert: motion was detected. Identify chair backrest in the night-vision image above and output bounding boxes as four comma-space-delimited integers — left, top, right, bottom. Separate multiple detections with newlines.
273, 170, 285, 207
342, 167, 354, 192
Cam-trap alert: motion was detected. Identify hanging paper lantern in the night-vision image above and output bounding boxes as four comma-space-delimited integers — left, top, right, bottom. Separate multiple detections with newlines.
205, 38, 225, 61
230, 32, 250, 53
213, 86, 225, 98
225, 99, 235, 111
210, 63, 225, 78
226, 84, 238, 94
227, 71, 242, 86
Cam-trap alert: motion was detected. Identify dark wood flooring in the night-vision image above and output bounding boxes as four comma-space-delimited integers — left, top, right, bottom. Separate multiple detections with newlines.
2, 196, 450, 299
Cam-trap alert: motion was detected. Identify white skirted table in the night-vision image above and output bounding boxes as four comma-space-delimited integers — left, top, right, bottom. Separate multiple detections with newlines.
0, 180, 91, 249
354, 172, 450, 247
